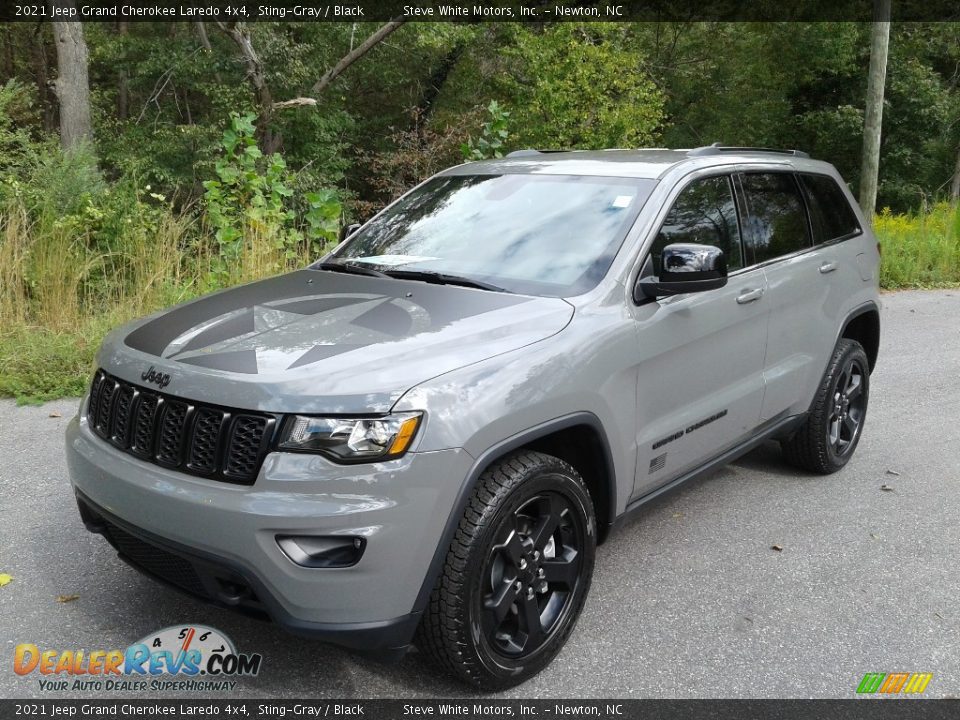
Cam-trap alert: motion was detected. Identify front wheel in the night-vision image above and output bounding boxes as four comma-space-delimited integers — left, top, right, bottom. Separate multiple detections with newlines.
416, 451, 596, 689
782, 338, 870, 474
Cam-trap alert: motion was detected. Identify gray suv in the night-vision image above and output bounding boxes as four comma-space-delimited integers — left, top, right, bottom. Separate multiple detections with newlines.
66, 146, 880, 688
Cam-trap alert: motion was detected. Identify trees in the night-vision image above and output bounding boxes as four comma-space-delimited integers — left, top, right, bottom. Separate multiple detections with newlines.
215, 19, 405, 153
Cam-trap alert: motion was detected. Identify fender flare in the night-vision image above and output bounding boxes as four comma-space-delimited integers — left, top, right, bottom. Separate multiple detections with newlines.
837, 300, 881, 371
410, 411, 617, 616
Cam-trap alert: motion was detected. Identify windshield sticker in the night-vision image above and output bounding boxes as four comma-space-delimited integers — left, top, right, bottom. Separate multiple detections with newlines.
612, 195, 634, 208
353, 255, 440, 267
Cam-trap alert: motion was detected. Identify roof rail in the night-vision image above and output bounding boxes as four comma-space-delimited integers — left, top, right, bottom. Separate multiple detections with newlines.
688, 143, 810, 158
505, 149, 572, 158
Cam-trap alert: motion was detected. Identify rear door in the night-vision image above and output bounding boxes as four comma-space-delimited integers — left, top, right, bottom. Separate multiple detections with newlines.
630, 173, 769, 498
738, 170, 858, 421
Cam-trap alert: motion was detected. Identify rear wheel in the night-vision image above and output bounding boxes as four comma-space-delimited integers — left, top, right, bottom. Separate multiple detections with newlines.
416, 451, 596, 689
782, 338, 870, 474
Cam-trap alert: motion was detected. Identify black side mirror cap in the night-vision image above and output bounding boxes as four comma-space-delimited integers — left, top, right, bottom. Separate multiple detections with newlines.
635, 243, 728, 301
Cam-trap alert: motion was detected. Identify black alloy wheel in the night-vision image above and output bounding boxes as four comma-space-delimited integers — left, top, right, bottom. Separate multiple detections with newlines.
782, 338, 871, 474
827, 357, 867, 457
416, 451, 596, 689
478, 491, 586, 658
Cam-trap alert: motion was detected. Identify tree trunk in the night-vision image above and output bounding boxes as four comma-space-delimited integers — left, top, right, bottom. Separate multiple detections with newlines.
51, 11, 93, 150
32, 27, 57, 132
117, 21, 129, 120
215, 22, 277, 153
858, 0, 891, 216
951, 144, 960, 203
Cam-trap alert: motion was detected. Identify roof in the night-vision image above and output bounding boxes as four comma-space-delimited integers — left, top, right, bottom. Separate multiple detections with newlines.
440, 147, 834, 180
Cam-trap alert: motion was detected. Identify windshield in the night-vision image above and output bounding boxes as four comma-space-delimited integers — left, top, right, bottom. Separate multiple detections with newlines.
328, 174, 656, 296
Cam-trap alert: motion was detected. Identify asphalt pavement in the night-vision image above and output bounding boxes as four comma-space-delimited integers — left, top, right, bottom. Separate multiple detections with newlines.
1, 289, 958, 699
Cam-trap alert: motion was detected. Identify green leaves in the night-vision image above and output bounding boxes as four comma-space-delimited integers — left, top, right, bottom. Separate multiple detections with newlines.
202, 112, 342, 281
462, 100, 511, 161
505, 24, 665, 151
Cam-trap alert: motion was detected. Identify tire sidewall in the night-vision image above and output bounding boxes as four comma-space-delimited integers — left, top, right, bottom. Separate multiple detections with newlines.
466, 464, 596, 687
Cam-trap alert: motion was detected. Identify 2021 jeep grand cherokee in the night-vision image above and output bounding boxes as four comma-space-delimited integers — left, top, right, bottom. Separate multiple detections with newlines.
66, 146, 880, 688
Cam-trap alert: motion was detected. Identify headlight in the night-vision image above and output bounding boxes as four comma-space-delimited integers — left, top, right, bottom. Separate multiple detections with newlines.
278, 412, 423, 462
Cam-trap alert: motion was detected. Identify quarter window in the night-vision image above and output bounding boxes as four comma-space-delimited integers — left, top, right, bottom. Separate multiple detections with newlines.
800, 173, 861, 244
651, 175, 743, 272
739, 172, 811, 265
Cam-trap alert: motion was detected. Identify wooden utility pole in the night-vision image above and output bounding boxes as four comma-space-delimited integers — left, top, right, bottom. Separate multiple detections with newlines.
858, 0, 891, 216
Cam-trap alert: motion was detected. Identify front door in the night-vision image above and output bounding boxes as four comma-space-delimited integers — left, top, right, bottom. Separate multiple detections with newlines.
629, 174, 769, 499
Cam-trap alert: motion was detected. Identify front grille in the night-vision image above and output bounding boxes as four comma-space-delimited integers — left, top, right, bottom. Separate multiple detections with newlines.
87, 370, 276, 484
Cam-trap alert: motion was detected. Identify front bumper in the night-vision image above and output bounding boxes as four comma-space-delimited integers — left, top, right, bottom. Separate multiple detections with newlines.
65, 406, 472, 653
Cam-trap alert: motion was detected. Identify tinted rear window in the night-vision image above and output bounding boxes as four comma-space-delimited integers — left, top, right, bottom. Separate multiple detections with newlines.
739, 173, 811, 265
800, 173, 861, 244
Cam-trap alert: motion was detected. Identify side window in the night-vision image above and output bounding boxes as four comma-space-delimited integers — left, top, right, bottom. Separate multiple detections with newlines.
800, 173, 861, 244
739, 172, 811, 265
651, 175, 743, 272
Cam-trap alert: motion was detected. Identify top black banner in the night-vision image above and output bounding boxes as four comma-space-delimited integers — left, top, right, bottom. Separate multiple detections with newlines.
2, 0, 960, 23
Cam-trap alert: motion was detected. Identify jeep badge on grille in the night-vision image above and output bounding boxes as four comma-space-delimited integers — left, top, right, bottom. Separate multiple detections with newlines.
141, 366, 171, 389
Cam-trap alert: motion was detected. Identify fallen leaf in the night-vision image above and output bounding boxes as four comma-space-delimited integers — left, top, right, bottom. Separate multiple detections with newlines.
881, 484, 895, 492
56, 594, 80, 604
49, 412, 62, 418
771, 545, 783, 552
0, 573, 12, 587
672, 512, 683, 518
885, 469, 901, 476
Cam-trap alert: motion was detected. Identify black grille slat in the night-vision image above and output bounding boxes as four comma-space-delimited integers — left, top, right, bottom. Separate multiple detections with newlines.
156, 401, 189, 467
110, 386, 136, 448
188, 408, 225, 474
87, 370, 271, 485
129, 393, 159, 459
94, 378, 118, 436
88, 371, 104, 428
224, 416, 269, 481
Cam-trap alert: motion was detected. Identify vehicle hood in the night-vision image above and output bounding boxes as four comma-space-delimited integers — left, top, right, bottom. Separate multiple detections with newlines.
98, 270, 573, 413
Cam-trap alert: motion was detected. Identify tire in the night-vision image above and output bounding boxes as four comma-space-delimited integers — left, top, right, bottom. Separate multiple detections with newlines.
781, 338, 870, 474
416, 450, 596, 689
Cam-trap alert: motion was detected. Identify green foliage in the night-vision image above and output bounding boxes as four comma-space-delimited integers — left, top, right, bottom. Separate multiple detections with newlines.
202, 113, 301, 278
462, 101, 511, 160
0, 325, 100, 404
875, 203, 960, 289
505, 24, 665, 149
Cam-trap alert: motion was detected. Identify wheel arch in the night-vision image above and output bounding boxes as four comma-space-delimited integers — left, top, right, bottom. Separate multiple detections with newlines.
839, 301, 880, 372
410, 412, 617, 616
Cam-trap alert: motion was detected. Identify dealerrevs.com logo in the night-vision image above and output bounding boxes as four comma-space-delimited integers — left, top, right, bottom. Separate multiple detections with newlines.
13, 625, 262, 693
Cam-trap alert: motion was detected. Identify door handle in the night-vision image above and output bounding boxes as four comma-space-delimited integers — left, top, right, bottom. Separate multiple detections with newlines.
736, 288, 764, 304
819, 262, 838, 274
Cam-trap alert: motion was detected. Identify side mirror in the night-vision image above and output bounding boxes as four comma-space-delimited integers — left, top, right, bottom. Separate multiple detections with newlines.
339, 223, 362, 244
636, 243, 728, 300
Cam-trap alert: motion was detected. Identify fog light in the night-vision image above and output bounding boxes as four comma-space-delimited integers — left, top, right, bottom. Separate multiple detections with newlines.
277, 535, 366, 568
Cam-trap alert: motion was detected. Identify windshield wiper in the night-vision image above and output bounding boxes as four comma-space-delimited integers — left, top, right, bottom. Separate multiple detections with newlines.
382, 269, 508, 293
313, 261, 390, 279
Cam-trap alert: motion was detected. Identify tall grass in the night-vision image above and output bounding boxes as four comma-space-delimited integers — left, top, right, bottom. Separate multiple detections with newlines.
0, 195, 313, 403
874, 202, 960, 289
